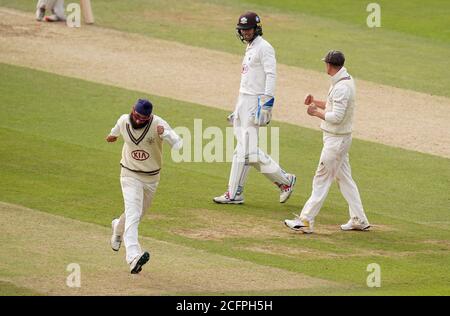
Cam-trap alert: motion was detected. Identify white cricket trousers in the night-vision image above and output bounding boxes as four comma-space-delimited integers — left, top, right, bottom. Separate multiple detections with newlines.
36, 0, 66, 20
228, 94, 290, 196
300, 133, 369, 223
117, 176, 158, 264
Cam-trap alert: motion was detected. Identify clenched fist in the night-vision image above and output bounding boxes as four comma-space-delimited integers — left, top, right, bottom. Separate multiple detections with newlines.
106, 135, 118, 142
307, 105, 318, 116
157, 125, 164, 136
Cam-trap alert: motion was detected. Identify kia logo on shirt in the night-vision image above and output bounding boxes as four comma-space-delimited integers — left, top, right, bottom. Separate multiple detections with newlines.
242, 64, 249, 74
131, 150, 150, 161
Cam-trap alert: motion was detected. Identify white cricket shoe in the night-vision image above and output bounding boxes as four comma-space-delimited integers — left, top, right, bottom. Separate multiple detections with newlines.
213, 191, 244, 204
279, 174, 297, 203
36, 8, 45, 21
110, 218, 122, 251
284, 214, 314, 234
341, 217, 370, 231
130, 251, 150, 274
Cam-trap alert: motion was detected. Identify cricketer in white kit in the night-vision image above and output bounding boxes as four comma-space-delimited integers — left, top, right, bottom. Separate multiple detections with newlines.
106, 99, 182, 273
285, 50, 370, 234
213, 12, 296, 205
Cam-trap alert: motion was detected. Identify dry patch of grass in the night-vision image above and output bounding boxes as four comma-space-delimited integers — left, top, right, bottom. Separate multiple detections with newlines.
171, 209, 394, 241
239, 242, 447, 261
422, 239, 450, 249
171, 209, 287, 240
239, 244, 334, 260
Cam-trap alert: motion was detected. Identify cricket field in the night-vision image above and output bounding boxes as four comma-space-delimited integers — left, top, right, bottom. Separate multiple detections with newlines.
0, 0, 449, 296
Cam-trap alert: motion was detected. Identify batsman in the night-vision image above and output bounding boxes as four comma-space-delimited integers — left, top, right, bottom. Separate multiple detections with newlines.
213, 12, 296, 204
106, 99, 182, 274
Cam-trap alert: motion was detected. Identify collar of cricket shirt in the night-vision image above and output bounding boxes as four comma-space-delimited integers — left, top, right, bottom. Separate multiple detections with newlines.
331, 67, 349, 86
247, 35, 262, 50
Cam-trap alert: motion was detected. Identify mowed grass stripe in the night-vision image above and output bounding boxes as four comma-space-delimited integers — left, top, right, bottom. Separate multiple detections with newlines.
0, 202, 334, 295
0, 281, 41, 296
1, 64, 449, 294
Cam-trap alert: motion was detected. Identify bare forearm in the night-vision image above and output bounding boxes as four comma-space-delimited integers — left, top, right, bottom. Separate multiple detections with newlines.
307, 105, 326, 120
313, 100, 326, 109
313, 109, 326, 120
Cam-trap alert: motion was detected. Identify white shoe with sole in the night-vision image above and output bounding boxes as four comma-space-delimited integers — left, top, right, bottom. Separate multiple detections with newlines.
284, 214, 314, 234
341, 217, 370, 231
213, 191, 244, 204
110, 218, 122, 251
279, 174, 297, 203
130, 251, 150, 274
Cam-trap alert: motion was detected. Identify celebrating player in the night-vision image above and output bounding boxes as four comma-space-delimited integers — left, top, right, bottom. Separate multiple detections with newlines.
106, 99, 182, 274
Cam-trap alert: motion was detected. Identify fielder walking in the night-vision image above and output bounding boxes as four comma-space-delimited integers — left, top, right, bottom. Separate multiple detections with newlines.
285, 51, 370, 233
106, 99, 182, 273
214, 12, 296, 204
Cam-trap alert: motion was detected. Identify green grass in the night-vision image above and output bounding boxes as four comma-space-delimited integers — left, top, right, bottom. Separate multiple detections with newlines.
228, 0, 450, 42
0, 63, 449, 295
0, 281, 41, 296
1, 0, 449, 98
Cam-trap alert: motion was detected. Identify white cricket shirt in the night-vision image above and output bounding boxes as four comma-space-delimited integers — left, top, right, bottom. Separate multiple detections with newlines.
321, 67, 356, 135
239, 35, 276, 97
109, 114, 182, 182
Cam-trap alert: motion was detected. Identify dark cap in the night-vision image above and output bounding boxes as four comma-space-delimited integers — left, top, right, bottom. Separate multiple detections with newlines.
134, 98, 153, 116
322, 50, 345, 67
236, 12, 261, 30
